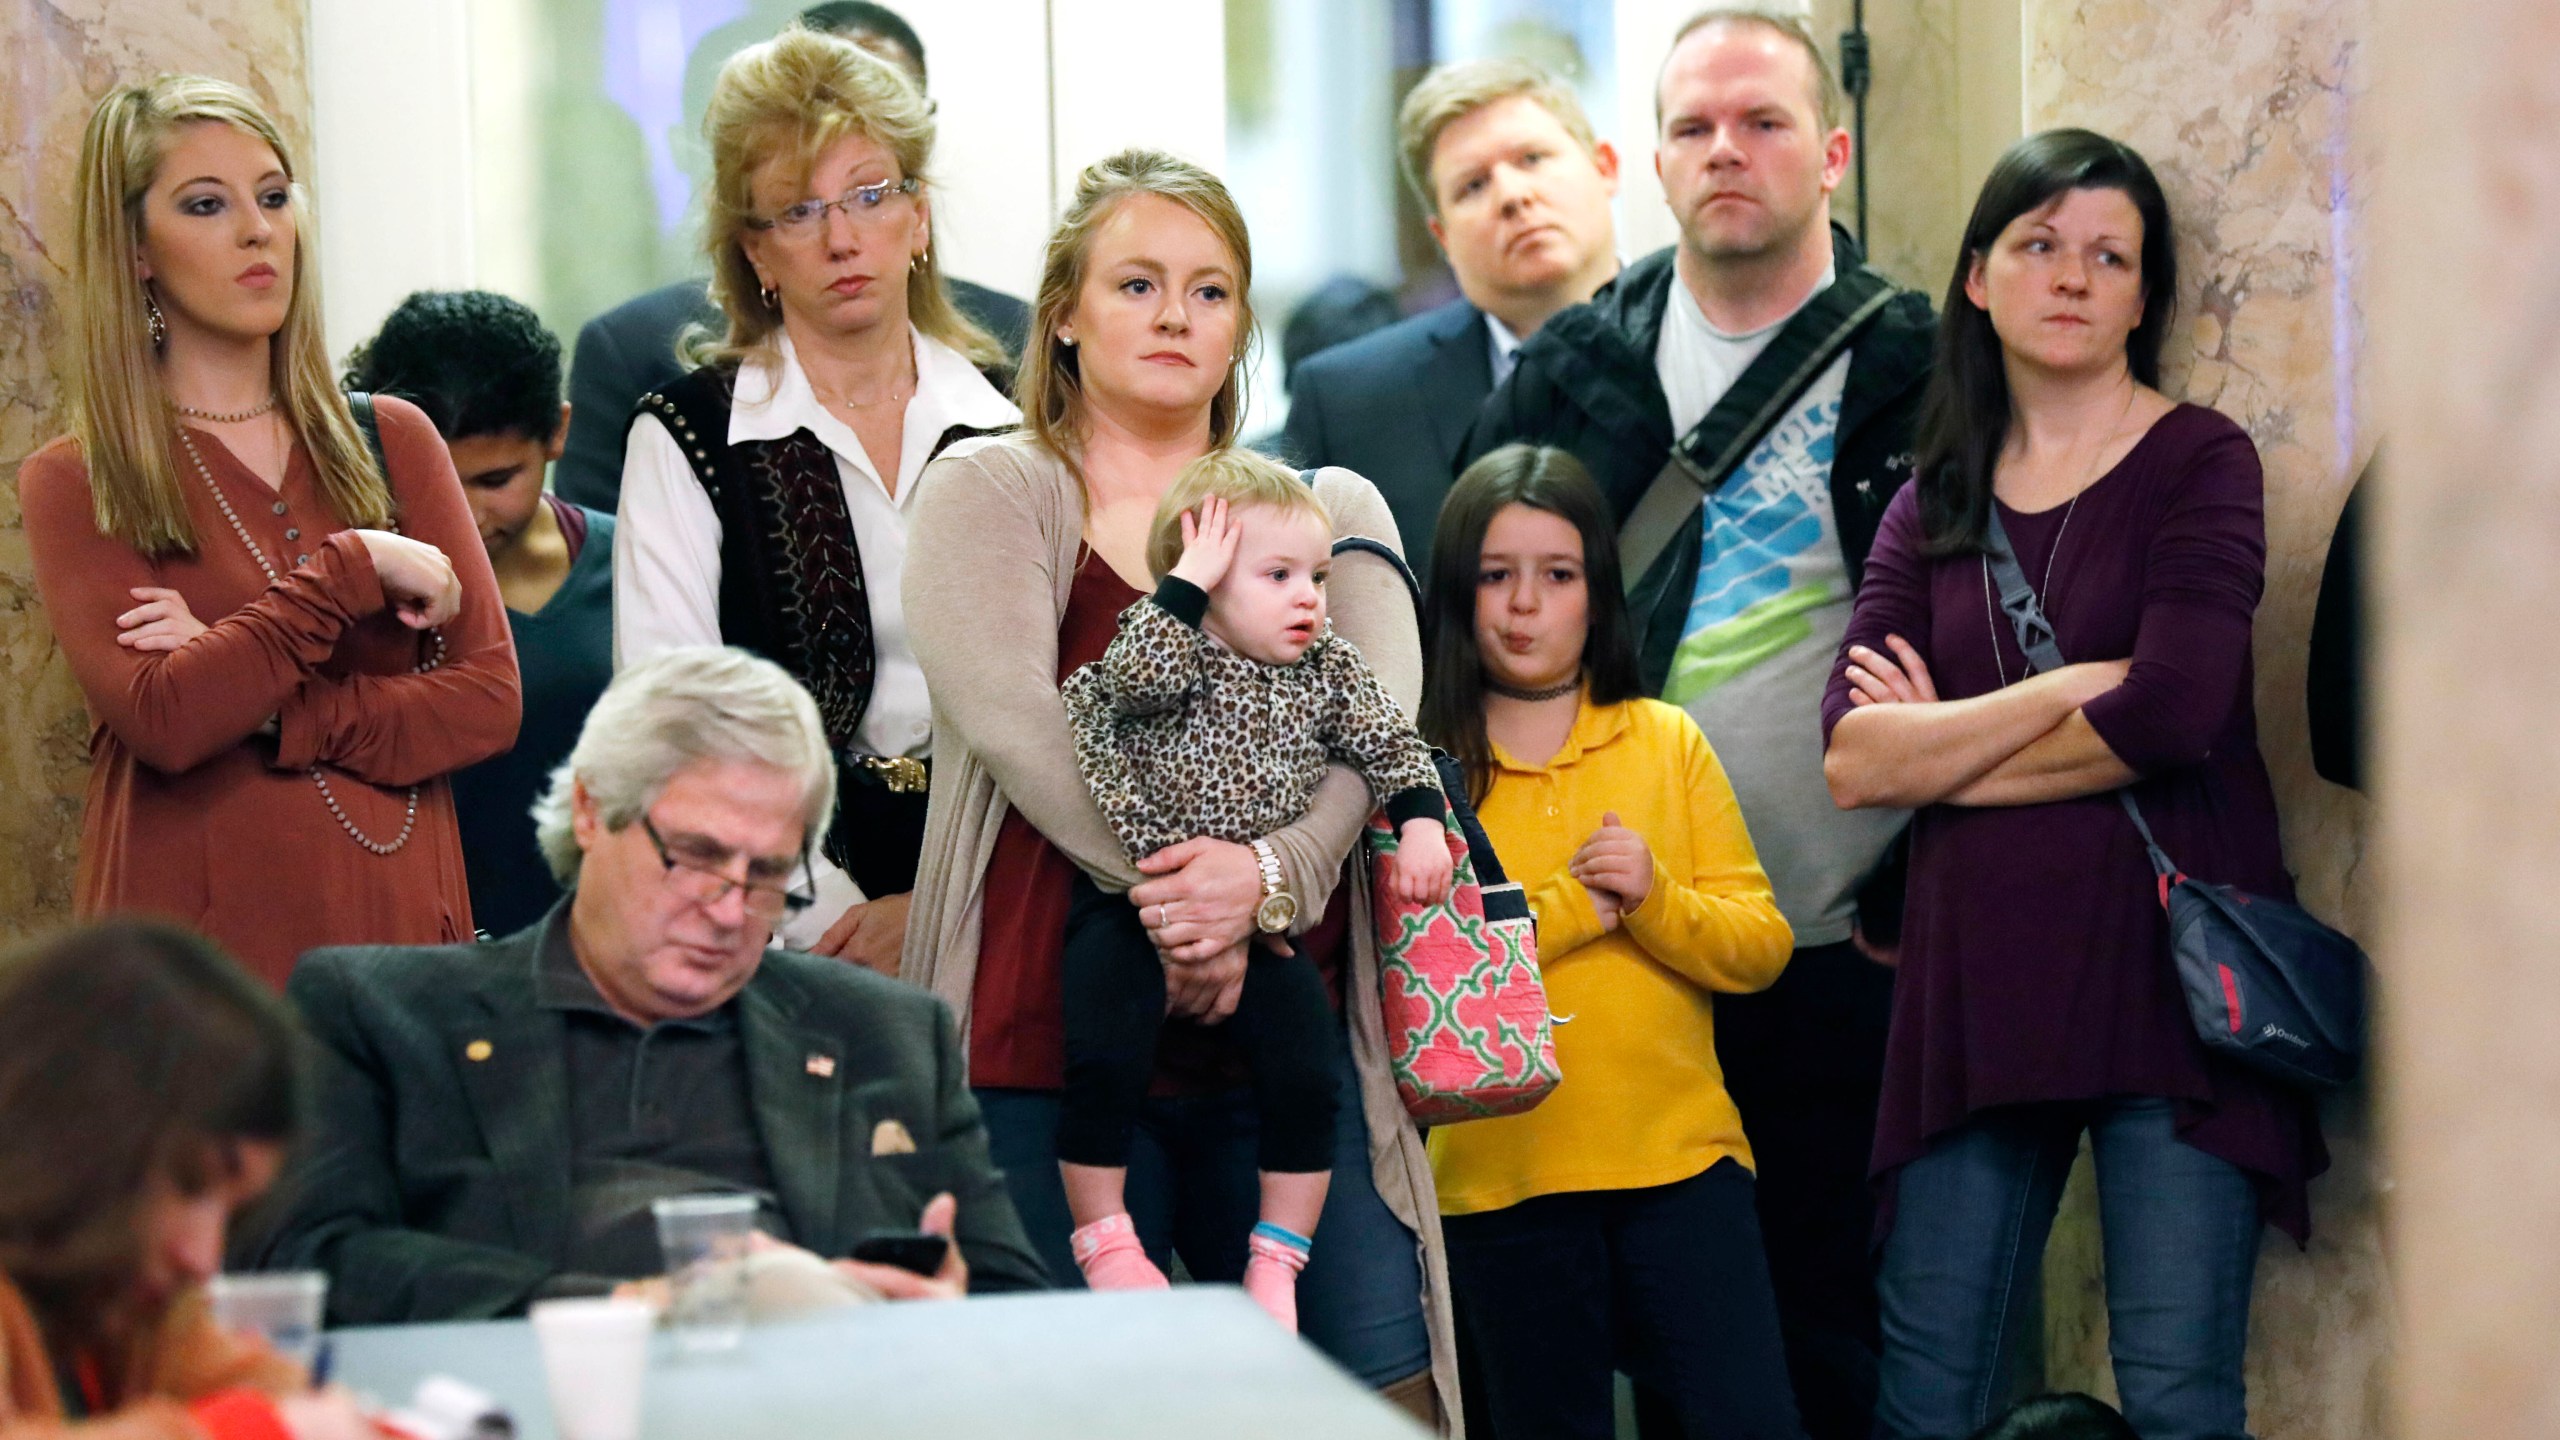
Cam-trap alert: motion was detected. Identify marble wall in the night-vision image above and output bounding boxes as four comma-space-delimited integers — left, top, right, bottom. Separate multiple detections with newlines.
1792, 0, 2019, 296
0, 2, 310, 940
2022, 0, 2389, 1435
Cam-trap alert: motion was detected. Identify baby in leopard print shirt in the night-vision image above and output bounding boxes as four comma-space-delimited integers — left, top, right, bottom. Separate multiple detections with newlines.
1057, 450, 1452, 1328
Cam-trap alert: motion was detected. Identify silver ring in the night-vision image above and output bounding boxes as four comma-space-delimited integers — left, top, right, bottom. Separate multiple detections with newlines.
1152, 904, 1168, 928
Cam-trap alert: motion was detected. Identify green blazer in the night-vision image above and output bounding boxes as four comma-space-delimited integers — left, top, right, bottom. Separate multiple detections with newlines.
250, 907, 1048, 1323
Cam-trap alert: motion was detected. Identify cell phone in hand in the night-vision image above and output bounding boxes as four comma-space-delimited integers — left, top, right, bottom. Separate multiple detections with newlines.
849, 1231, 951, 1276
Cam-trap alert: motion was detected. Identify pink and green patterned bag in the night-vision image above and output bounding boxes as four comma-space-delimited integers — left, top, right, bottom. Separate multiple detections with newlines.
1369, 760, 1560, 1125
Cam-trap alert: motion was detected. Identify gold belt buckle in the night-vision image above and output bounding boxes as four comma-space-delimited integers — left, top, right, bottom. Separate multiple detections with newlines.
866, 755, 930, 794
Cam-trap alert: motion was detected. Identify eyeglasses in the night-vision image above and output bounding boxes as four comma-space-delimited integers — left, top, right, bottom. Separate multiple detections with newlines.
638, 814, 817, 923
745, 177, 921, 239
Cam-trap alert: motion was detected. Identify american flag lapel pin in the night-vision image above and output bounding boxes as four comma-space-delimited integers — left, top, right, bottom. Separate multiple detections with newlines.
806, 1053, 837, 1078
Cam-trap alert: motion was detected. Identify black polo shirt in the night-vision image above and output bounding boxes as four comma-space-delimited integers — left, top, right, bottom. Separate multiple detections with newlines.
537, 924, 792, 1278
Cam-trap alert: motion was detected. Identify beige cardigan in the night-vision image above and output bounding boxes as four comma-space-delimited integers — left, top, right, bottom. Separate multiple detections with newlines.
901, 435, 1458, 1429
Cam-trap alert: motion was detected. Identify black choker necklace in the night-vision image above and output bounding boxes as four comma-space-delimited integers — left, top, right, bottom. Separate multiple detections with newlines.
1488, 674, 1581, 702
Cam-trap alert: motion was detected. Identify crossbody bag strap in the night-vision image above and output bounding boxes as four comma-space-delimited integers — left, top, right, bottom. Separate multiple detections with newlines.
1982, 506, 2179, 881
1618, 266, 1900, 594
345, 391, 390, 475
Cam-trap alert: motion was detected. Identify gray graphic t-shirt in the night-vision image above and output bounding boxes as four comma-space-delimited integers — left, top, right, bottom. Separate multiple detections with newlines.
1654, 277, 1908, 945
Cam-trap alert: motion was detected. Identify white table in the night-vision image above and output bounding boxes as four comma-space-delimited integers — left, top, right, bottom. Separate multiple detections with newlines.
329, 1286, 1431, 1439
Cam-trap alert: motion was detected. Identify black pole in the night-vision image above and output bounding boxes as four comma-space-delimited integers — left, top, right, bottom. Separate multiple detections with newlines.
1841, 0, 1872, 249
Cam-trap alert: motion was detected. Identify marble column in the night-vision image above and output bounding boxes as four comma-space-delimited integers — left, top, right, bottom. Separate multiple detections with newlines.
2371, 0, 2560, 1432
2022, 0, 2388, 1436
0, 2, 309, 940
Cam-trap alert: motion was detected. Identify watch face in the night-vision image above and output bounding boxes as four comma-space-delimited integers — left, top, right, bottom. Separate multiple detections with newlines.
1255, 892, 1298, 933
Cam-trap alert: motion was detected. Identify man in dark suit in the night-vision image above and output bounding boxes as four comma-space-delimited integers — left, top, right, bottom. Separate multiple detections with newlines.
251, 648, 1045, 1324
554, 1, 1031, 511
1278, 58, 1620, 574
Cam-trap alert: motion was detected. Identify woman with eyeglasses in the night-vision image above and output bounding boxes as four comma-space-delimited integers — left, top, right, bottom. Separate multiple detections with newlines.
613, 24, 1018, 976
19, 76, 519, 989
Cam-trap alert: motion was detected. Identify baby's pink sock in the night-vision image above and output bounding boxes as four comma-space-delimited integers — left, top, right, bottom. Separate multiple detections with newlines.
1069, 1213, 1169, 1291
1243, 1223, 1313, 1331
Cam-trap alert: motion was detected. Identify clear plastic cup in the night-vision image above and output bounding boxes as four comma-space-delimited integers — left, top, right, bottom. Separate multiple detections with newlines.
207, 1271, 327, 1369
650, 1193, 757, 1352
528, 1296, 655, 1440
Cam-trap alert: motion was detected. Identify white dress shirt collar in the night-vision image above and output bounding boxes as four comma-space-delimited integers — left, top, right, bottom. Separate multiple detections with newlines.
1484, 311, 1526, 389
729, 328, 1019, 499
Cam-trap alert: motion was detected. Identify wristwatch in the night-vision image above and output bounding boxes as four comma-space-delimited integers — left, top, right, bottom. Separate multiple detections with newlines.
1250, 839, 1298, 933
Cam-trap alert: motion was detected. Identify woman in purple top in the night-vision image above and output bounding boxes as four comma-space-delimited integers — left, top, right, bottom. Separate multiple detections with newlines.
1820, 130, 2324, 1440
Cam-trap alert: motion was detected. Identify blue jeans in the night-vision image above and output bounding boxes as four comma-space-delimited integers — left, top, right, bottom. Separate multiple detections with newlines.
975, 1018, 1432, 1387
1872, 1099, 2260, 1440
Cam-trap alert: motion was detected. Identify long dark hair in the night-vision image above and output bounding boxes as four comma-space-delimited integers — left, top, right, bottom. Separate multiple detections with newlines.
0, 922, 304, 1348
1419, 444, 1642, 803
1913, 128, 2177, 554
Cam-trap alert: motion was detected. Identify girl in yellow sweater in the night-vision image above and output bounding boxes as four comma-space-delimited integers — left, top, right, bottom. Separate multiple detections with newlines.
1418, 445, 1805, 1440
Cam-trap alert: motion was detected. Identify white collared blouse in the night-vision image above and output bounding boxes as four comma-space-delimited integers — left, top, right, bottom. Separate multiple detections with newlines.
612, 327, 1020, 928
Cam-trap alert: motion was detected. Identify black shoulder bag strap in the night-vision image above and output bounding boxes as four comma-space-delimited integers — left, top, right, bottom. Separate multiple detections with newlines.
1296, 469, 1511, 891
1619, 265, 1900, 594
1299, 467, 1426, 610
345, 391, 390, 475
1982, 506, 2180, 880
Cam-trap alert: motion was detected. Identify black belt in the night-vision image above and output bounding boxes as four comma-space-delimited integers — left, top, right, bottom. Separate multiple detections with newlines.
846, 754, 930, 795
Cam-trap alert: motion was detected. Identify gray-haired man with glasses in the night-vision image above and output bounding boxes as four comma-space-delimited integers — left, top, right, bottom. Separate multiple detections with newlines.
248, 647, 1046, 1321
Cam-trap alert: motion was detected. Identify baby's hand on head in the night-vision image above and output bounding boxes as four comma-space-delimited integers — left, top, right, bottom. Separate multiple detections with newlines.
1168, 496, 1242, 593
1392, 818, 1455, 906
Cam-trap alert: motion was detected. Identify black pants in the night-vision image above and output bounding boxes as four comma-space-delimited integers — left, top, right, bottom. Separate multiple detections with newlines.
828, 777, 929, 898
1443, 1161, 1806, 1440
1056, 874, 1337, 1174
1705, 940, 1896, 1440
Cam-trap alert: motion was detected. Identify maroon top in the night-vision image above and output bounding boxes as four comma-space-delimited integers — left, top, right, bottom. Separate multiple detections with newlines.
1821, 405, 2325, 1240
969, 548, 1347, 1092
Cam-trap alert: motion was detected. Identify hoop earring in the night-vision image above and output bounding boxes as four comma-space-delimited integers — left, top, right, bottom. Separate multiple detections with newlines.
758, 284, 778, 312
145, 287, 168, 349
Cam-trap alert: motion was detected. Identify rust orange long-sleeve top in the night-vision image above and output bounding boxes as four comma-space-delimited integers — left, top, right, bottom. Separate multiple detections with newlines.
18, 396, 521, 986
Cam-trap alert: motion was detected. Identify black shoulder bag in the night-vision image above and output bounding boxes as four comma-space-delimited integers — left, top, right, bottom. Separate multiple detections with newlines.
1983, 506, 2365, 1090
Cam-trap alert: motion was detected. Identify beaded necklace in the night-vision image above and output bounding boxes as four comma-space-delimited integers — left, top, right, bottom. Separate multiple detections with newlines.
176, 424, 443, 855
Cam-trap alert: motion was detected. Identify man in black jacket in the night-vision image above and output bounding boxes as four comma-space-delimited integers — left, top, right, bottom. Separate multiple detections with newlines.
1463, 13, 1932, 1438
250, 649, 1045, 1323
555, 2, 1029, 511
1280, 58, 1621, 575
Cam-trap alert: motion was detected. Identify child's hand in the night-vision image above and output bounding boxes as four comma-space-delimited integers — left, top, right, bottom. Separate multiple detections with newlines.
1169, 495, 1242, 592
1588, 884, 1623, 933
1569, 811, 1654, 915
1391, 818, 1455, 906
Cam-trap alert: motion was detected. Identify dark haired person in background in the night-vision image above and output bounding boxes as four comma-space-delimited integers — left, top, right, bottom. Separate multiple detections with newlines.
0, 921, 374, 1440
1822, 129, 2321, 1440
557, 1, 1031, 511
347, 290, 613, 937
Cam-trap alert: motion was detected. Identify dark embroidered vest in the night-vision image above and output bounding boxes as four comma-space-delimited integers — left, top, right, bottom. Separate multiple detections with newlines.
633, 364, 1006, 881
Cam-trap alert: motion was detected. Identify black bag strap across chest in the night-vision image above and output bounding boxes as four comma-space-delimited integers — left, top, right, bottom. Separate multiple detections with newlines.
1618, 265, 1900, 593
1983, 505, 2181, 878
